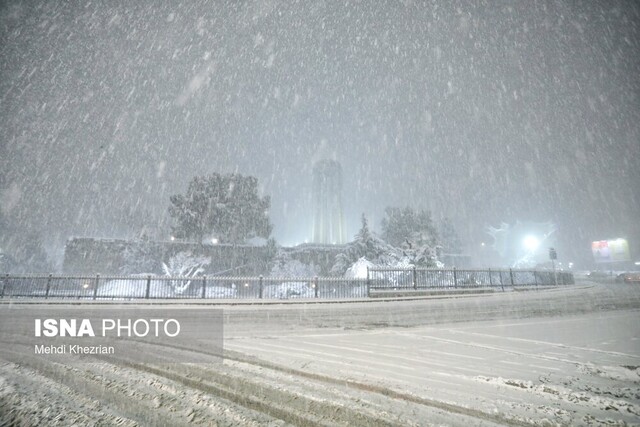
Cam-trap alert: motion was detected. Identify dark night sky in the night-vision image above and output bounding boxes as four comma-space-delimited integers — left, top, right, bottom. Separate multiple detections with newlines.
1, 0, 639, 268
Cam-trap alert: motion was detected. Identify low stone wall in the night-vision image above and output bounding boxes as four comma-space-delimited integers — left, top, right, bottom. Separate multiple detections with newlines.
63, 238, 346, 277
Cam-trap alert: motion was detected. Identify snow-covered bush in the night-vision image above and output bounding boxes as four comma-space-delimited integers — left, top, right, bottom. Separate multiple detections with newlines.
97, 276, 175, 298
97, 276, 241, 299
344, 257, 376, 279
162, 251, 211, 295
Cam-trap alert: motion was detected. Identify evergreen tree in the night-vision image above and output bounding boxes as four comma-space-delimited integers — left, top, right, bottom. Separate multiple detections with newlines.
331, 214, 392, 275
169, 173, 272, 244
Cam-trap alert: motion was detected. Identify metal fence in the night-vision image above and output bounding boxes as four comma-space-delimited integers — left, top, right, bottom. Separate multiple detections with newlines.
0, 274, 367, 300
0, 268, 573, 301
368, 268, 574, 291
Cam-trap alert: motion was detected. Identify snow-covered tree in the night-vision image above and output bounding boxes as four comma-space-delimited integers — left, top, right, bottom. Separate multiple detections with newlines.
168, 173, 272, 244
402, 244, 439, 268
380, 207, 440, 268
381, 206, 438, 249
162, 251, 211, 294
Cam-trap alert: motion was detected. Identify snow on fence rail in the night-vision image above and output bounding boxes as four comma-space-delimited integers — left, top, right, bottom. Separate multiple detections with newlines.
0, 268, 573, 300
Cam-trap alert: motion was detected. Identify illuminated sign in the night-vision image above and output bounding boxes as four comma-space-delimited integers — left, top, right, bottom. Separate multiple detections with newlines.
592, 239, 630, 263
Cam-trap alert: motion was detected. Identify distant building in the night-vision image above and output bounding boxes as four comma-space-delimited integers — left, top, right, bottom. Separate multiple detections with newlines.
311, 160, 347, 244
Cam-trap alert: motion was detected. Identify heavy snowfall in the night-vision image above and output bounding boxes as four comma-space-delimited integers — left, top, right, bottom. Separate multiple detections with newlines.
1, 1, 638, 268
1, 1, 639, 426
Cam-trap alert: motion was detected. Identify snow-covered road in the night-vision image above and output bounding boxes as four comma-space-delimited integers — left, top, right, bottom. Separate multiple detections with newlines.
227, 308, 640, 425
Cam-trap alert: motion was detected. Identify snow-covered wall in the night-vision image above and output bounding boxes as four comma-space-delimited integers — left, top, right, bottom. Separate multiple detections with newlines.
283, 244, 346, 276
63, 237, 271, 276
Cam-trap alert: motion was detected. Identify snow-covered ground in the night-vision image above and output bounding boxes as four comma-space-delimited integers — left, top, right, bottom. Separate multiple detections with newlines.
1, 281, 639, 425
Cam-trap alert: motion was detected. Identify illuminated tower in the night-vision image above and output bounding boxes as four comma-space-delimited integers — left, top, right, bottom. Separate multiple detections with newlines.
312, 159, 346, 244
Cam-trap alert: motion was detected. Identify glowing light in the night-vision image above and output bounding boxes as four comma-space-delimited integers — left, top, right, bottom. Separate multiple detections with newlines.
523, 235, 540, 251
211, 238, 218, 245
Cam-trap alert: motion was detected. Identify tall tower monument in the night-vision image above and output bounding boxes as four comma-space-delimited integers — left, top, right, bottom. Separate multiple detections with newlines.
312, 159, 346, 244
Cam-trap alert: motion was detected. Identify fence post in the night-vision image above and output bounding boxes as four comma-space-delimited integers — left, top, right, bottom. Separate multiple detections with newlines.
259, 275, 263, 299
366, 268, 371, 298
45, 274, 52, 299
453, 267, 457, 289
413, 267, 417, 290
314, 276, 319, 298
201, 275, 207, 299
93, 274, 100, 300
488, 269, 493, 287
140, 275, 148, 299
534, 270, 538, 289
0, 274, 6, 298
509, 269, 515, 287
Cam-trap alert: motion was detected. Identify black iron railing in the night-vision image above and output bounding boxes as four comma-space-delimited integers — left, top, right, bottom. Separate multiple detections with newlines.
0, 268, 573, 300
